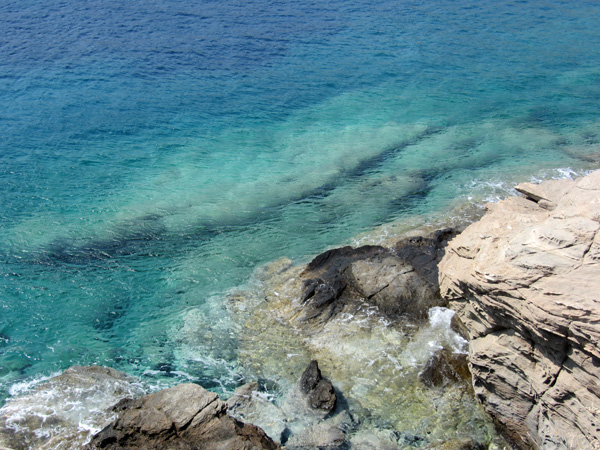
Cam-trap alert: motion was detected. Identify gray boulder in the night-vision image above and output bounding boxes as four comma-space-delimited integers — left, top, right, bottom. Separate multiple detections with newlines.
298, 230, 457, 324
299, 361, 337, 413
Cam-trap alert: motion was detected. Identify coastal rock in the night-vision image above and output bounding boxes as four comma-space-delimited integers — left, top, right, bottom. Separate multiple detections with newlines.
87, 383, 281, 450
226, 382, 289, 444
439, 170, 600, 449
284, 422, 346, 449
225, 228, 500, 448
298, 230, 457, 323
299, 360, 337, 413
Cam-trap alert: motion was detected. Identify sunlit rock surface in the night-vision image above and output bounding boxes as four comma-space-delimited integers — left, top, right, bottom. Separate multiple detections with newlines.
0, 368, 280, 450
439, 170, 600, 449
86, 383, 281, 450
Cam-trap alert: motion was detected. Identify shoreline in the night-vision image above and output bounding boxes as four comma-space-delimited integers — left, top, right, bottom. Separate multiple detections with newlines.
1, 168, 599, 450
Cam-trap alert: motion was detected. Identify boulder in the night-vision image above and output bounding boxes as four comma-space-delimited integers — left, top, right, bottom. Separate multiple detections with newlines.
87, 383, 280, 450
299, 360, 337, 413
439, 170, 600, 449
298, 230, 457, 323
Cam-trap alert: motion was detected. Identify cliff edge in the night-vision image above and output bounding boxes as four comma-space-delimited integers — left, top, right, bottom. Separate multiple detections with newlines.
439, 170, 600, 449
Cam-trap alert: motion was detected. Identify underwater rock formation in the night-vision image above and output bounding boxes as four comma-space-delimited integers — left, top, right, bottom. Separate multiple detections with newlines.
418, 349, 471, 389
439, 170, 600, 449
225, 228, 499, 449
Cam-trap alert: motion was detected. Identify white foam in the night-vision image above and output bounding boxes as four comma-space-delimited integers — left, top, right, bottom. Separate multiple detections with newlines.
1, 369, 148, 449
428, 307, 468, 354
8, 372, 61, 397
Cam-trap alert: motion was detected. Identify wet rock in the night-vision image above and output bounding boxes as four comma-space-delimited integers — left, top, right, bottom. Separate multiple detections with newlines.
425, 438, 486, 450
87, 383, 281, 450
227, 382, 260, 410
285, 423, 345, 449
226, 382, 288, 444
299, 361, 337, 413
299, 237, 451, 323
393, 228, 459, 287
228, 229, 499, 448
344, 255, 439, 319
439, 170, 600, 449
419, 349, 471, 389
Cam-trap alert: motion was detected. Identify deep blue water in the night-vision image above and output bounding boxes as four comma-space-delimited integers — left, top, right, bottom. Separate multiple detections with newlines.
1, 0, 600, 403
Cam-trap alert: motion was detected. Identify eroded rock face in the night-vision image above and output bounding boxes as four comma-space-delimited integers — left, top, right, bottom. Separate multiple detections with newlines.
439, 170, 600, 450
87, 383, 281, 450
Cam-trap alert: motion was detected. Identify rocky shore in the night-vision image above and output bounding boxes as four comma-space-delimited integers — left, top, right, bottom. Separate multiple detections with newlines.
1, 171, 599, 449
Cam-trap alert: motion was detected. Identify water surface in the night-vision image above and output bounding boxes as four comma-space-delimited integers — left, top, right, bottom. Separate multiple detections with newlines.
1, 0, 599, 421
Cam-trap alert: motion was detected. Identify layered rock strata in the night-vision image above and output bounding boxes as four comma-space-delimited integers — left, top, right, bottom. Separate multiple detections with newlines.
439, 170, 600, 449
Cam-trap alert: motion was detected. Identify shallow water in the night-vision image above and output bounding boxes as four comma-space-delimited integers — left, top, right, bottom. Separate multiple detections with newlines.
1, 0, 600, 445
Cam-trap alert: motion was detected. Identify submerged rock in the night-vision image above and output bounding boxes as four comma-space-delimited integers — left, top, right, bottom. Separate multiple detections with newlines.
284, 422, 346, 449
87, 383, 281, 450
227, 229, 499, 448
418, 349, 471, 389
226, 382, 289, 444
439, 170, 600, 449
424, 438, 486, 450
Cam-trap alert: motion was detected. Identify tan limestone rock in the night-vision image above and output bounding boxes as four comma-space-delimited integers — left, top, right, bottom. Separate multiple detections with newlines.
439, 170, 600, 449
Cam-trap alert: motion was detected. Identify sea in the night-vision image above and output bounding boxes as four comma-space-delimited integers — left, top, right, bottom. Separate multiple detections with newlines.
1, 0, 599, 446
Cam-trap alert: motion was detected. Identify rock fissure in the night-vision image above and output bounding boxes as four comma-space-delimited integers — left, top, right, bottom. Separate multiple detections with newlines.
580, 229, 598, 260
365, 281, 391, 300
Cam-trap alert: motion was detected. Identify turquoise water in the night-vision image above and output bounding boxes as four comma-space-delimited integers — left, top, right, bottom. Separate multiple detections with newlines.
1, 0, 600, 404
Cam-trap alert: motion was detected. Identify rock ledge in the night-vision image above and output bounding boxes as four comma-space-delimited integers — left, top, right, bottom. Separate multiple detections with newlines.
439, 170, 600, 450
